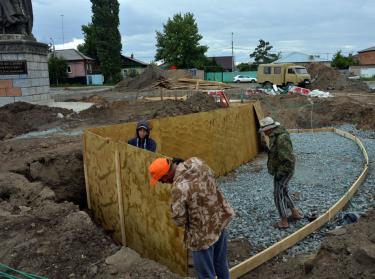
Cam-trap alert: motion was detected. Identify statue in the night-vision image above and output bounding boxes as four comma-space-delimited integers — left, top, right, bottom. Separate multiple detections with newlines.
0, 0, 33, 36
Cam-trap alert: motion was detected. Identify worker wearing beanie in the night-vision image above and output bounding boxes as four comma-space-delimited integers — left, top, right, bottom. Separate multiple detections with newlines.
259, 116, 303, 229
128, 121, 156, 152
149, 157, 234, 279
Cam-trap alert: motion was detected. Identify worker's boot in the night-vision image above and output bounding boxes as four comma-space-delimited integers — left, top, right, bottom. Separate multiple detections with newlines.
291, 208, 303, 220
275, 217, 289, 229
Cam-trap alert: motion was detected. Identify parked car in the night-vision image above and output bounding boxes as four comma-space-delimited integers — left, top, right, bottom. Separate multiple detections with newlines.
233, 75, 257, 83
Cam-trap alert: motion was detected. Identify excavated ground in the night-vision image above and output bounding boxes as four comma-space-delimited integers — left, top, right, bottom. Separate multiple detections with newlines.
0, 91, 374, 278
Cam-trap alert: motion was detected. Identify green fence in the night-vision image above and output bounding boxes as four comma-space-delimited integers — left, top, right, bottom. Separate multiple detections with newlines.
205, 71, 257, 83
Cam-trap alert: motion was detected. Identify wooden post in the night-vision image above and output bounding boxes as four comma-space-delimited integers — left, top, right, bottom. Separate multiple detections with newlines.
82, 133, 91, 209
115, 149, 126, 245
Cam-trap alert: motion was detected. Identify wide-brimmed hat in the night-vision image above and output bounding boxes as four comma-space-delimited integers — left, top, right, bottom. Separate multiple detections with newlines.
259, 117, 280, 132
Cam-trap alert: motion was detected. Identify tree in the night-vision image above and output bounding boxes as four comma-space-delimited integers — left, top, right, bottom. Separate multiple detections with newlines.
155, 13, 208, 69
250, 39, 280, 64
90, 0, 122, 83
331, 50, 358, 69
77, 24, 98, 60
236, 63, 258, 71
48, 54, 68, 85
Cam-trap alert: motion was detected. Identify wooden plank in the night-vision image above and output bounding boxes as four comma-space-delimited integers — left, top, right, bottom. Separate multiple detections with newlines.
229, 128, 369, 278
119, 145, 187, 275
82, 133, 91, 209
115, 148, 126, 245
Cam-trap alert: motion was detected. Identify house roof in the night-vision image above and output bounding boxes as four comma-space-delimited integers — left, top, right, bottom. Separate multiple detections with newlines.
209, 56, 233, 70
274, 52, 330, 64
53, 49, 94, 61
358, 46, 375, 53
121, 55, 148, 67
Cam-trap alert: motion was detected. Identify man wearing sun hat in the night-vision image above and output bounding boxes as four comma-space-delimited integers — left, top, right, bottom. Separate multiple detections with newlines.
259, 116, 302, 229
149, 157, 234, 279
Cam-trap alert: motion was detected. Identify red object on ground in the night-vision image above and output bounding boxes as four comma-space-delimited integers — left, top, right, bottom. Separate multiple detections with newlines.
170, 65, 177, 70
208, 90, 230, 108
289, 86, 311, 95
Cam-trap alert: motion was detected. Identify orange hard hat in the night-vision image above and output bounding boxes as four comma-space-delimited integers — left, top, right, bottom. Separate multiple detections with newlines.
148, 158, 170, 186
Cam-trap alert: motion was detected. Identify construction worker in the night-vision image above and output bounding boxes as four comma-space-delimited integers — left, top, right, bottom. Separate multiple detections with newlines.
148, 157, 234, 279
128, 121, 156, 152
259, 117, 302, 229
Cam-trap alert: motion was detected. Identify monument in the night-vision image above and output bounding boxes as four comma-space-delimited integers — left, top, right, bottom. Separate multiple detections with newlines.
0, 0, 50, 105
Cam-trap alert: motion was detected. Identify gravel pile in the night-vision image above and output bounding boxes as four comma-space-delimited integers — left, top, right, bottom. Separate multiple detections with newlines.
219, 130, 371, 256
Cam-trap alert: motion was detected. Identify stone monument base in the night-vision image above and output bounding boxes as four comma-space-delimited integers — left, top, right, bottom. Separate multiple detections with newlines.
0, 34, 50, 106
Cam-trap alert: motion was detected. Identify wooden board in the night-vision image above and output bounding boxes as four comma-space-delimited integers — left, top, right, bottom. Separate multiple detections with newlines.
119, 145, 187, 275
84, 131, 122, 242
229, 128, 369, 278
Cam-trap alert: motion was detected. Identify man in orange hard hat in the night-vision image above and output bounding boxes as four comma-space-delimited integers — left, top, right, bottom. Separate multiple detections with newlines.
149, 157, 234, 279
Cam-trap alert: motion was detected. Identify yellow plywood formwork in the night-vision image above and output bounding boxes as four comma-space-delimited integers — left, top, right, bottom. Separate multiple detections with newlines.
84, 102, 263, 276
84, 131, 122, 242
229, 127, 369, 278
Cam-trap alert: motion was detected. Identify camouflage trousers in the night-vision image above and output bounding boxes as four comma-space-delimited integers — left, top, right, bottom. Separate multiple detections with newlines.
273, 172, 295, 218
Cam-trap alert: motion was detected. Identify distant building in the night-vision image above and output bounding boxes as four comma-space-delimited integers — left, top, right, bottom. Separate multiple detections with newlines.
208, 56, 234, 72
121, 54, 148, 77
274, 52, 331, 66
349, 46, 375, 77
52, 49, 102, 85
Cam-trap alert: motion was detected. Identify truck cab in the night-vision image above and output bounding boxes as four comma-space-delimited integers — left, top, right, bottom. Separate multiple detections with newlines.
257, 63, 311, 87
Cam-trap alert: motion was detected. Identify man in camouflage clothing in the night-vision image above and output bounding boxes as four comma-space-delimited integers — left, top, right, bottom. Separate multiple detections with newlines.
260, 117, 302, 229
149, 157, 234, 279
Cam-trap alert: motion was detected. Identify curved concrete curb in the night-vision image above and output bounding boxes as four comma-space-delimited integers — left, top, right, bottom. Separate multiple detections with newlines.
229, 127, 369, 278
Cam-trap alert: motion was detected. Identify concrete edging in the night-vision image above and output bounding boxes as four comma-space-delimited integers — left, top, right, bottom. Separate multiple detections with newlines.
229, 127, 369, 278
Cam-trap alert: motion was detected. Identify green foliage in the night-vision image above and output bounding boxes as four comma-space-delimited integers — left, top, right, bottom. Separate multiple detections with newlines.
237, 63, 258, 71
155, 13, 208, 69
90, 0, 122, 83
250, 39, 280, 64
77, 24, 98, 60
48, 54, 68, 85
331, 50, 358, 69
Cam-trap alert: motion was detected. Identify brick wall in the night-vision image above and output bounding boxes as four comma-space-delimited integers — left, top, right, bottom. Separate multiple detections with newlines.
0, 80, 22, 97
359, 51, 375, 65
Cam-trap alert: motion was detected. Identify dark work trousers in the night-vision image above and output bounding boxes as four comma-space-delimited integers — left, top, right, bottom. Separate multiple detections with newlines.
191, 230, 229, 279
274, 172, 295, 219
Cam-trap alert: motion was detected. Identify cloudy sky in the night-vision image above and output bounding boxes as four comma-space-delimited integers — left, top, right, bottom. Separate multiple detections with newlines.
33, 0, 375, 63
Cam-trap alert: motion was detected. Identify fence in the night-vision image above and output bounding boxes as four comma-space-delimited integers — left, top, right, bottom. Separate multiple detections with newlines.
205, 71, 257, 82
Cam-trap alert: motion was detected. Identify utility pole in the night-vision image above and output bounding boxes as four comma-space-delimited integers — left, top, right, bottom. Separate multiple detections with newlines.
61, 14, 65, 46
231, 32, 234, 72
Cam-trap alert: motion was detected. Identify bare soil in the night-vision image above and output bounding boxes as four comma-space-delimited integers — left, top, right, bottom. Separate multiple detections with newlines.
0, 89, 374, 278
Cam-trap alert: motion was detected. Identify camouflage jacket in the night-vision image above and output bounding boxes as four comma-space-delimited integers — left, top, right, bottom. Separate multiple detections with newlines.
267, 126, 295, 176
171, 157, 235, 251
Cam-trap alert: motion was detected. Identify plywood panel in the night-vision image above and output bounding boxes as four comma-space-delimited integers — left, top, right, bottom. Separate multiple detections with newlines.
84, 103, 262, 276
84, 131, 122, 242
158, 104, 260, 176
119, 145, 187, 275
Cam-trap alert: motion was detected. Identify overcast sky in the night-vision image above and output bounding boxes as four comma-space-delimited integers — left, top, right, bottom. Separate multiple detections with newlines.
33, 0, 375, 63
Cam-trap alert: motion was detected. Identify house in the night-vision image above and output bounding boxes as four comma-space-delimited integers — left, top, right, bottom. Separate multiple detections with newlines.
121, 54, 148, 77
274, 52, 331, 66
208, 56, 235, 72
52, 49, 103, 85
349, 46, 375, 77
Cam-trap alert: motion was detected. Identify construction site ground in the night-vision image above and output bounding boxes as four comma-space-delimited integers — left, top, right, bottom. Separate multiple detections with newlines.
1, 77, 375, 278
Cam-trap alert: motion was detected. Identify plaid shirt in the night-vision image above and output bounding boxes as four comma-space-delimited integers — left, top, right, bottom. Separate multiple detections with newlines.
171, 157, 234, 251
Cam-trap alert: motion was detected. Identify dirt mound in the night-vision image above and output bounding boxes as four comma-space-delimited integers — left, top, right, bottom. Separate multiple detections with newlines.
307, 63, 369, 92
0, 102, 76, 140
79, 92, 219, 124
116, 65, 166, 91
